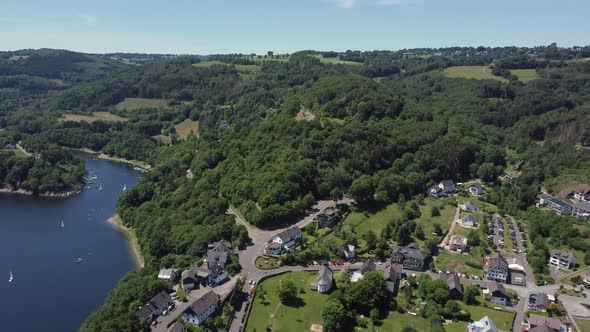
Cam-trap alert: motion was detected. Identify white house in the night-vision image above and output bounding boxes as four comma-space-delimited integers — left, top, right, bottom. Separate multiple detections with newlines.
468, 184, 484, 197
549, 249, 576, 269
427, 180, 456, 197
484, 253, 508, 283
183, 291, 219, 325
157, 268, 178, 282
340, 243, 356, 260
572, 202, 590, 221
467, 316, 498, 332
461, 215, 476, 228
461, 201, 478, 212
311, 265, 333, 293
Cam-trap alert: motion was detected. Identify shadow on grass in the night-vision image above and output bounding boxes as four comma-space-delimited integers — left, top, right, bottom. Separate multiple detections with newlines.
282, 297, 306, 308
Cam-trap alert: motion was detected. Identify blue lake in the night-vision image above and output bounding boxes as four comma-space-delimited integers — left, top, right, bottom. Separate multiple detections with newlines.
0, 154, 142, 331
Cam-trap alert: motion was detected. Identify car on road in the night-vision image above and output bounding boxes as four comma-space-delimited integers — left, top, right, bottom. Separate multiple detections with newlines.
338, 261, 345, 266
150, 321, 158, 327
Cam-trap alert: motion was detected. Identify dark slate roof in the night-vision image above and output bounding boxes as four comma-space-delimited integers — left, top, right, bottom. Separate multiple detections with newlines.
207, 250, 229, 266
441, 180, 455, 187
185, 290, 219, 317
136, 304, 155, 320
440, 273, 462, 293
485, 253, 508, 273
316, 265, 334, 286
488, 281, 508, 297
360, 260, 376, 274
384, 263, 403, 281
275, 227, 302, 242
208, 240, 233, 252
151, 291, 172, 310
550, 249, 574, 262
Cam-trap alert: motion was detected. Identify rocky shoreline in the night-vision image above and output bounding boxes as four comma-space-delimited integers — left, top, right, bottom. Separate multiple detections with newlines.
0, 186, 82, 198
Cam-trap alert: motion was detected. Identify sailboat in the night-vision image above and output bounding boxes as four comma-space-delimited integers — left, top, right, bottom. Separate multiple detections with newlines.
9, 270, 13, 283
123, 184, 127, 192
98, 183, 103, 191
61, 219, 65, 228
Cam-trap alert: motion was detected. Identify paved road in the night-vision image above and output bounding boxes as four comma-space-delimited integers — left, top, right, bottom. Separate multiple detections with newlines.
152, 277, 238, 332
227, 199, 353, 332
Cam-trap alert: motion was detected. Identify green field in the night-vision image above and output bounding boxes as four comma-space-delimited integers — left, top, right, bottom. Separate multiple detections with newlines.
575, 319, 590, 332
357, 311, 428, 332
60, 112, 128, 123
462, 302, 515, 331
312, 55, 363, 66
175, 119, 199, 140
255, 256, 280, 270
435, 247, 485, 277
1, 148, 28, 158
115, 98, 169, 110
152, 134, 172, 145
510, 69, 540, 82
444, 66, 508, 82
245, 271, 327, 332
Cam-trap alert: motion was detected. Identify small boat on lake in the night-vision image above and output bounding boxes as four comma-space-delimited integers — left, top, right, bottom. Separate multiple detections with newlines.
60, 220, 64, 228
9, 271, 13, 283
123, 184, 127, 192
74, 257, 83, 264
98, 183, 103, 191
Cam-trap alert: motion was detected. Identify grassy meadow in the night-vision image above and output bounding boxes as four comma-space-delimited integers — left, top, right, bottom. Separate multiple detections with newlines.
175, 119, 199, 140
60, 112, 127, 123
115, 98, 169, 110
444, 66, 507, 82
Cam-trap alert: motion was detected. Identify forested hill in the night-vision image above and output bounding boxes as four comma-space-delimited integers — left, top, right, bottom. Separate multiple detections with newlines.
1, 46, 590, 330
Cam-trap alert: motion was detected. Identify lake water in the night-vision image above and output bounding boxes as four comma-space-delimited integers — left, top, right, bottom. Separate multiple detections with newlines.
0, 154, 142, 332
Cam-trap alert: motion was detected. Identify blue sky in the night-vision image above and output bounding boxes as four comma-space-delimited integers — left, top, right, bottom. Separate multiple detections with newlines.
1, 0, 589, 54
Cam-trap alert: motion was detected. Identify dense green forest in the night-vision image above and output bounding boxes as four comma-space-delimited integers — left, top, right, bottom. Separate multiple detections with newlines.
1, 46, 590, 331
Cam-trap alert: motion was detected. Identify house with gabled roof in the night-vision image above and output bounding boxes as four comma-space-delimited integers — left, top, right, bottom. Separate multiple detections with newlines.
439, 273, 463, 299
135, 291, 172, 322
485, 281, 509, 306
266, 227, 302, 255
549, 249, 576, 269
390, 242, 425, 270
183, 290, 219, 326
310, 265, 333, 293
484, 253, 509, 283
460, 215, 476, 228
468, 183, 484, 197
427, 180, 456, 197
467, 315, 498, 332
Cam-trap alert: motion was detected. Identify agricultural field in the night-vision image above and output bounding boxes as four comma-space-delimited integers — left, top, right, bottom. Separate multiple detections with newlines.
245, 271, 327, 332
312, 55, 363, 66
115, 97, 169, 110
510, 69, 540, 82
175, 119, 199, 140
444, 66, 507, 82
60, 112, 127, 123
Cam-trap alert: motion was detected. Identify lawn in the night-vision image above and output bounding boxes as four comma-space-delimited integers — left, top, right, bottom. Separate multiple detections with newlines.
255, 256, 280, 270
245, 271, 327, 332
193, 61, 260, 78
152, 135, 172, 145
60, 112, 127, 123
115, 97, 169, 110
575, 319, 590, 332
175, 119, 199, 140
461, 302, 515, 331
343, 204, 402, 238
510, 69, 540, 83
312, 55, 363, 66
357, 311, 428, 332
434, 247, 485, 277
444, 66, 507, 82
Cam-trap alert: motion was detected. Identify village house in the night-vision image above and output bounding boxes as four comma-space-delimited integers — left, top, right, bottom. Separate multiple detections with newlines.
340, 243, 356, 260
157, 268, 178, 282
467, 315, 498, 332
208, 265, 229, 286
135, 291, 173, 323
310, 265, 333, 293
528, 292, 551, 312
265, 227, 302, 255
461, 201, 478, 212
563, 186, 590, 202
208, 240, 233, 253
316, 207, 340, 228
484, 253, 509, 283
528, 314, 567, 332
167, 321, 186, 332
439, 273, 463, 299
427, 180, 456, 197
352, 260, 376, 282
181, 266, 209, 292
449, 234, 468, 253
206, 250, 229, 270
460, 215, 477, 228
537, 194, 573, 215
390, 242, 425, 270
182, 291, 219, 326
383, 263, 404, 293
485, 281, 509, 306
509, 263, 526, 286
549, 249, 576, 269
572, 201, 590, 221
468, 183, 484, 197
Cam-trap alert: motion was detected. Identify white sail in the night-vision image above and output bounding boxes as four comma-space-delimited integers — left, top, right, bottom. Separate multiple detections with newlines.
123, 184, 127, 192
9, 271, 13, 283
98, 183, 103, 191
61, 220, 64, 228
